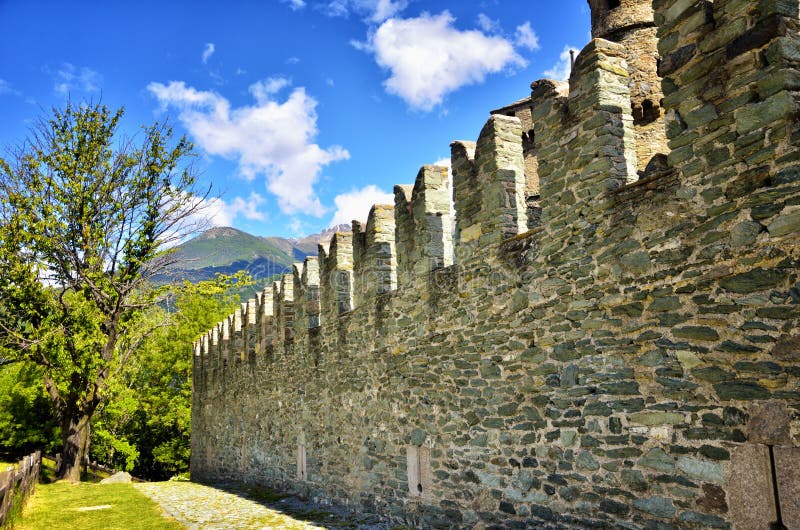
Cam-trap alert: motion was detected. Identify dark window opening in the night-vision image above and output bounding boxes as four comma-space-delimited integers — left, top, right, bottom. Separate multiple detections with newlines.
607, 0, 621, 9
633, 99, 660, 125
522, 129, 535, 152
417, 483, 423, 493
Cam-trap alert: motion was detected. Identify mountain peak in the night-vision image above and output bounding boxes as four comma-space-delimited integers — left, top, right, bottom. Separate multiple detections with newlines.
327, 223, 354, 235
171, 223, 362, 281
290, 223, 352, 251
196, 226, 247, 240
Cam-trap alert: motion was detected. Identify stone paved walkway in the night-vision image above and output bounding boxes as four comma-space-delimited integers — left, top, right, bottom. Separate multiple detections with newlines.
135, 482, 325, 529
134, 481, 392, 529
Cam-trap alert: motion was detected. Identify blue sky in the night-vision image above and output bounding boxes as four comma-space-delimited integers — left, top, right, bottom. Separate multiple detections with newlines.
0, 1, 589, 238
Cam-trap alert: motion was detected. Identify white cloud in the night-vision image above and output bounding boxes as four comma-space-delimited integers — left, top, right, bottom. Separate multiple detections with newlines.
202, 43, 216, 64
0, 79, 20, 96
544, 45, 580, 81
477, 13, 500, 34
195, 197, 233, 228
433, 158, 451, 171
282, 0, 306, 10
322, 0, 408, 23
249, 76, 290, 100
286, 57, 300, 64
515, 22, 541, 51
148, 79, 349, 216
157, 192, 266, 248
229, 193, 268, 222
196, 193, 267, 227
330, 185, 394, 226
350, 38, 370, 52
363, 11, 525, 111
53, 63, 101, 96
369, 0, 407, 22
323, 1, 348, 17
288, 217, 306, 235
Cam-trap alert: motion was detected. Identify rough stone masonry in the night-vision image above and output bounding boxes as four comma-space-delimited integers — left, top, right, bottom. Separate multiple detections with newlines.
190, 0, 800, 528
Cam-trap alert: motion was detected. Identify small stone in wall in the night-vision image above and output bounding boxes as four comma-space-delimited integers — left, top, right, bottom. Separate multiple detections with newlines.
767, 207, 800, 238
696, 483, 728, 514
633, 495, 676, 518
676, 350, 702, 370
771, 333, 800, 361
713, 380, 770, 400
409, 428, 426, 446
730, 221, 761, 247
677, 457, 723, 484
746, 400, 792, 445
639, 448, 674, 472
719, 268, 787, 294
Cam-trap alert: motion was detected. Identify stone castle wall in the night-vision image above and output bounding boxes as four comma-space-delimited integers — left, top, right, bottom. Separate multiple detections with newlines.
190, 1, 800, 528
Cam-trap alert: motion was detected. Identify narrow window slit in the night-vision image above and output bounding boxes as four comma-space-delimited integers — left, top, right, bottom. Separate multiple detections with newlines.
768, 445, 787, 530
407, 444, 430, 498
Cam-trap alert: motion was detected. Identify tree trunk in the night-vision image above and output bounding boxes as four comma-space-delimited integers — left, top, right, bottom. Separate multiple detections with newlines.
57, 414, 90, 482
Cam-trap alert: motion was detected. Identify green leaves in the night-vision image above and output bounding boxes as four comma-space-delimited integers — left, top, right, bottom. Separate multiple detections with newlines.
0, 363, 60, 454
91, 273, 245, 478
0, 101, 207, 479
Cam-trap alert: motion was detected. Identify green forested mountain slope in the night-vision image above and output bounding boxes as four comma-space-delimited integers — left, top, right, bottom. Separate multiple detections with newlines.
169, 227, 295, 270
163, 224, 353, 285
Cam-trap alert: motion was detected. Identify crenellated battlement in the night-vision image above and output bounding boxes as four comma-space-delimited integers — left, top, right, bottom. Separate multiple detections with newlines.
394, 165, 453, 283
353, 204, 397, 306
453, 114, 528, 259
533, 38, 640, 246
192, 2, 800, 527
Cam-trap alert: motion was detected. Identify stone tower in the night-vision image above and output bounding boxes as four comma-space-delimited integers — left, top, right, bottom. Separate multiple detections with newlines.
587, 0, 667, 173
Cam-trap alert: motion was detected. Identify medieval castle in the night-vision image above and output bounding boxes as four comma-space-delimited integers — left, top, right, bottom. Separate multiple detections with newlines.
191, 0, 800, 528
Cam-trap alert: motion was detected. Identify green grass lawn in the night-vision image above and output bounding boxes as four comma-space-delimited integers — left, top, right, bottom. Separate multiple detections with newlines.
18, 482, 183, 530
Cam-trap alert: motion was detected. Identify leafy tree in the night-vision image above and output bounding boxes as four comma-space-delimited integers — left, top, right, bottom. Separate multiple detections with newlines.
0, 362, 60, 456
0, 102, 207, 481
90, 273, 246, 479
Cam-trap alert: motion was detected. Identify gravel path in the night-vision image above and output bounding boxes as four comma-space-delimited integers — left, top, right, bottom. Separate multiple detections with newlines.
134, 481, 392, 529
